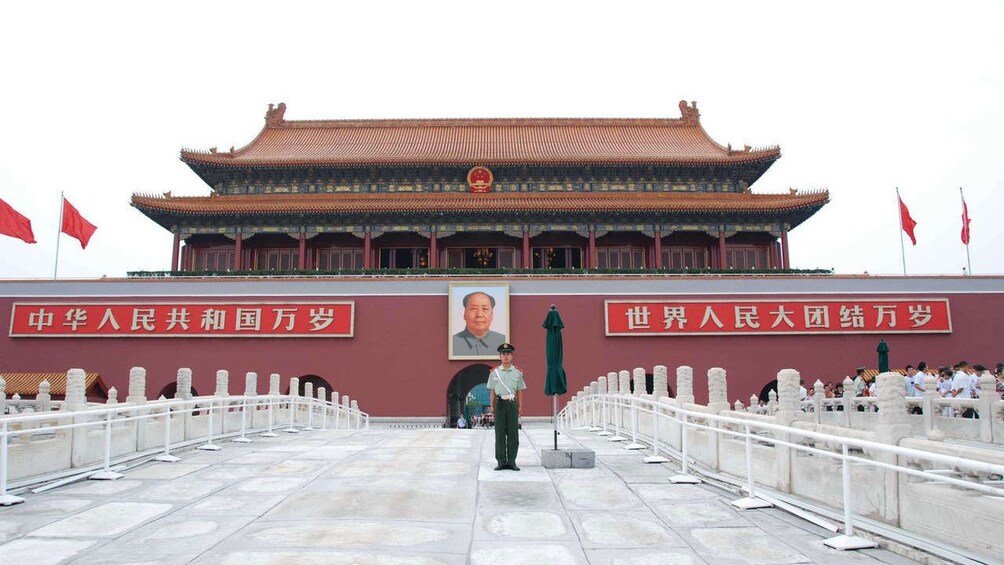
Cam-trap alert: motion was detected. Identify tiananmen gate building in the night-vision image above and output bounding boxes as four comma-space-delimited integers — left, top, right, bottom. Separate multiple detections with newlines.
2, 102, 1002, 421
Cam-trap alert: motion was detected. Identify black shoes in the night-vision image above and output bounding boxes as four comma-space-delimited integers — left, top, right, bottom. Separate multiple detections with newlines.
494, 462, 521, 471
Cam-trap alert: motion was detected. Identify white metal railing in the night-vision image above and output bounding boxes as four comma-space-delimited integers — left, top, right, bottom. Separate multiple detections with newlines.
0, 393, 368, 506
559, 391, 1004, 560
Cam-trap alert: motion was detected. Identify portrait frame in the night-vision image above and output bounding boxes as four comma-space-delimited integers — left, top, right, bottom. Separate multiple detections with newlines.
448, 282, 510, 360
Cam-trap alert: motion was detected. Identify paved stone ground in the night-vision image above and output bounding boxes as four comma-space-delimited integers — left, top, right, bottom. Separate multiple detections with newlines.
0, 423, 923, 564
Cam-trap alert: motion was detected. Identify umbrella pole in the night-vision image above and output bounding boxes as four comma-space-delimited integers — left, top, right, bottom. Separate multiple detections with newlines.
553, 395, 558, 450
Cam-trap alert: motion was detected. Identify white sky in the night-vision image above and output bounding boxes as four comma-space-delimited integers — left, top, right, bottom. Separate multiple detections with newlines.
1, 1, 1001, 278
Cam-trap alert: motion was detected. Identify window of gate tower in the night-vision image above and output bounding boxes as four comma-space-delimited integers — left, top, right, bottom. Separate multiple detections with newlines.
596, 246, 646, 269
532, 247, 582, 269
379, 247, 429, 269
444, 247, 519, 269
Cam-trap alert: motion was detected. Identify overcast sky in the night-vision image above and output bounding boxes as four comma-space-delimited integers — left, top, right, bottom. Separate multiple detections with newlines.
1, 1, 1001, 279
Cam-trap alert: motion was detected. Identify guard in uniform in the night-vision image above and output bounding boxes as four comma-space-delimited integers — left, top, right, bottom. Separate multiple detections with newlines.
488, 342, 526, 470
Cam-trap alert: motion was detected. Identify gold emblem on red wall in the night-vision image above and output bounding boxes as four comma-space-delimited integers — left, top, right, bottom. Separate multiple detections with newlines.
467, 166, 493, 193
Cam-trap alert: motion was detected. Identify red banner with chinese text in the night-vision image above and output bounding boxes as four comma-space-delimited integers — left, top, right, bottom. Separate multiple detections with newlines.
605, 299, 951, 336
9, 302, 354, 338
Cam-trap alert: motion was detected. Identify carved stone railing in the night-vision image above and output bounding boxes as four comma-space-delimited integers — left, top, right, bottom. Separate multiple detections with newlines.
0, 367, 368, 506
560, 365, 1004, 563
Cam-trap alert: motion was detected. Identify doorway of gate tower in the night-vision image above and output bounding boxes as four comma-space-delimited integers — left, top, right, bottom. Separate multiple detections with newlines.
446, 364, 491, 428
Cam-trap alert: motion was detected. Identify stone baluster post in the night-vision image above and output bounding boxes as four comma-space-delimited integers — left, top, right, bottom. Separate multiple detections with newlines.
595, 376, 607, 432
977, 372, 996, 443
773, 369, 803, 493
922, 373, 941, 440
607, 372, 619, 394
734, 400, 744, 411
303, 382, 315, 429
215, 370, 229, 397
618, 370, 631, 395
317, 386, 327, 428
127, 367, 147, 404
289, 377, 300, 424
749, 394, 758, 414
245, 372, 258, 396
37, 379, 52, 412
269, 373, 280, 396
107, 387, 119, 404
705, 368, 729, 471
707, 368, 729, 413
342, 395, 351, 428
875, 371, 911, 523
812, 379, 824, 423
0, 376, 6, 415
176, 368, 193, 400
653, 365, 669, 399
595, 377, 605, 395
330, 391, 340, 428
676, 366, 694, 405
61, 368, 88, 411
350, 399, 359, 427
632, 368, 646, 396
841, 376, 854, 426
767, 389, 778, 416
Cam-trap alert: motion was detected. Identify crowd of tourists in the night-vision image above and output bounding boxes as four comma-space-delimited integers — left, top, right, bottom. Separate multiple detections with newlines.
797, 361, 1004, 418
455, 413, 495, 429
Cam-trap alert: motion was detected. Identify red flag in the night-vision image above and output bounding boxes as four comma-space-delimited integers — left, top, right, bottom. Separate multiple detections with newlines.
61, 197, 97, 249
961, 194, 971, 245
0, 197, 37, 244
898, 195, 917, 246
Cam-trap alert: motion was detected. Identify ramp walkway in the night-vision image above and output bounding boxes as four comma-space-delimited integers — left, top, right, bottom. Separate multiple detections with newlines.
0, 424, 928, 564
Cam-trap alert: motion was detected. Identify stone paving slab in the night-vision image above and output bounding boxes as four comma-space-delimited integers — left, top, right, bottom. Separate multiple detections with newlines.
0, 424, 925, 564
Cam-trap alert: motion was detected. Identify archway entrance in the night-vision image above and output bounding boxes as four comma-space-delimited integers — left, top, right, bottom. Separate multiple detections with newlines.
446, 364, 491, 428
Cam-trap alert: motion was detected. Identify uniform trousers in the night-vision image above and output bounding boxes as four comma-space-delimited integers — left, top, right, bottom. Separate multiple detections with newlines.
494, 398, 519, 465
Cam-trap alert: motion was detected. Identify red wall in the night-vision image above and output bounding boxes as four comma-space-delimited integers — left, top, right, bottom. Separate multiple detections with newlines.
2, 285, 1002, 416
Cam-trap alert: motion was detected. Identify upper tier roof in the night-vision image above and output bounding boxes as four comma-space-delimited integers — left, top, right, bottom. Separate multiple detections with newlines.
180, 101, 781, 168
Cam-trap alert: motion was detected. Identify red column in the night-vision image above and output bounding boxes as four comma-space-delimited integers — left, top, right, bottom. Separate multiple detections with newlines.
298, 232, 306, 270
363, 230, 372, 269
234, 233, 243, 271
781, 229, 790, 270
653, 229, 662, 269
171, 232, 180, 271
588, 229, 597, 268
718, 228, 727, 269
429, 230, 438, 268
522, 229, 531, 269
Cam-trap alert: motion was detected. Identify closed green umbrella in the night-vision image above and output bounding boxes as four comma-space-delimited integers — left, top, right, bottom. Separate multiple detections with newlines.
543, 305, 568, 450
877, 339, 890, 373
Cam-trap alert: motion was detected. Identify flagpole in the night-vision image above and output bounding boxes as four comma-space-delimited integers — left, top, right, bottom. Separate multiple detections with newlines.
896, 187, 906, 276
53, 191, 64, 279
961, 187, 972, 275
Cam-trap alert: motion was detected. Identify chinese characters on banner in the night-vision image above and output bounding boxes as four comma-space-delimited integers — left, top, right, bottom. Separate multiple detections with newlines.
9, 302, 355, 337
605, 299, 951, 336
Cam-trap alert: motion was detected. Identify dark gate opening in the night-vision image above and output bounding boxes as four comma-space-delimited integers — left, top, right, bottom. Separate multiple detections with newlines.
446, 364, 491, 428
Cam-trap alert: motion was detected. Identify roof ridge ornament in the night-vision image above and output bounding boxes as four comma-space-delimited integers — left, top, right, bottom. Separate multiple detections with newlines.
678, 100, 700, 125
266, 102, 287, 127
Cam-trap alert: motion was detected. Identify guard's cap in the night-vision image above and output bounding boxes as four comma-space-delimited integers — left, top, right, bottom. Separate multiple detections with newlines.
856, 366, 866, 372
497, 343, 515, 353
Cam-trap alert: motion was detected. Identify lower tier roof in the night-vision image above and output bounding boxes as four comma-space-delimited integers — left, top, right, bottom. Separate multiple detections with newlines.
132, 190, 827, 221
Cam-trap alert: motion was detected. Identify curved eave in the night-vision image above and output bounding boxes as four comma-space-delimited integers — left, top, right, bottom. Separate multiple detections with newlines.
132, 191, 827, 225
179, 150, 782, 169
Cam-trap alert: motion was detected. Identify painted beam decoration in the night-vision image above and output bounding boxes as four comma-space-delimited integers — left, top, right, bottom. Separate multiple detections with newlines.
10, 302, 355, 338
605, 299, 951, 335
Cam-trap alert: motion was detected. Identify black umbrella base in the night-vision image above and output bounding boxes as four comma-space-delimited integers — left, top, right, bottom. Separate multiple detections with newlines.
541, 448, 595, 469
